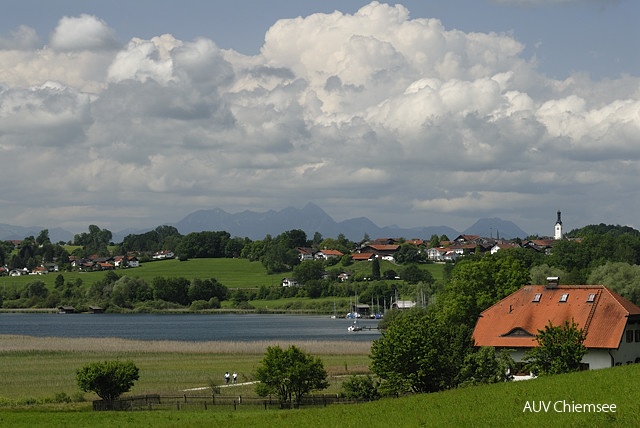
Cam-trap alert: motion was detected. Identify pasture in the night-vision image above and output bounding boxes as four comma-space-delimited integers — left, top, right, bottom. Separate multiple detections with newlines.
0, 334, 638, 427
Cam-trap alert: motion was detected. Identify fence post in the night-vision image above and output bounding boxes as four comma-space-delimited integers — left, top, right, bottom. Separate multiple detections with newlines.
233, 400, 237, 411
183, 394, 187, 403
238, 395, 242, 404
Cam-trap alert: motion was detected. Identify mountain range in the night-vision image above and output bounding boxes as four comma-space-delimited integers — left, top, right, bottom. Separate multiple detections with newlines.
0, 203, 530, 243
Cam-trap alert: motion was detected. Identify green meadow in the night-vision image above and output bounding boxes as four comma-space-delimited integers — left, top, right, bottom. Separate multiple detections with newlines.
0, 334, 637, 427
0, 258, 445, 312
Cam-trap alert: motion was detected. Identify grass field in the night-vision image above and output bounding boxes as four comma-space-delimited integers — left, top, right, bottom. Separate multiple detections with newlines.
0, 334, 638, 427
1, 258, 445, 303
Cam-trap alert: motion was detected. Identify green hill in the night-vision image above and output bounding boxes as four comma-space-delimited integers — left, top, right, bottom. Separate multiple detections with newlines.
1, 363, 637, 427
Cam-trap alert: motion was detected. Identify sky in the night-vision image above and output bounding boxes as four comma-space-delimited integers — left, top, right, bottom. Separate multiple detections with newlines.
0, 0, 638, 237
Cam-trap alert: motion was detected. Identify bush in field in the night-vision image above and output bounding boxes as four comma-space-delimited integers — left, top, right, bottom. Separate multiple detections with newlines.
76, 360, 139, 407
341, 375, 380, 401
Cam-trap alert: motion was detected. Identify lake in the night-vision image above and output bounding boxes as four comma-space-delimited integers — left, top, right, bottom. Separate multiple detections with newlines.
0, 313, 382, 342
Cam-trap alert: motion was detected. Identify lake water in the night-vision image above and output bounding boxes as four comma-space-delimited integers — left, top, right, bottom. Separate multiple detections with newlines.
0, 313, 381, 342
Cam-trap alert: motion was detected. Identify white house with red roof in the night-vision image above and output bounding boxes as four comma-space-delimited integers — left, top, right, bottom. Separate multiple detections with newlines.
473, 279, 640, 370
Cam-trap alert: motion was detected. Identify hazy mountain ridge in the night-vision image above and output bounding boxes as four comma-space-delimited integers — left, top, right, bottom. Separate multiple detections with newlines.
0, 203, 529, 243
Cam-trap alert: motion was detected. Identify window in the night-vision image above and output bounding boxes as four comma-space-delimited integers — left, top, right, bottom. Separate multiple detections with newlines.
532, 293, 542, 302
635, 330, 640, 343
559, 293, 569, 302
627, 330, 634, 343
587, 293, 596, 303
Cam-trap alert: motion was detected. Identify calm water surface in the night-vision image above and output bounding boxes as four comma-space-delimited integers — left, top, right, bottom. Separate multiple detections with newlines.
0, 313, 381, 342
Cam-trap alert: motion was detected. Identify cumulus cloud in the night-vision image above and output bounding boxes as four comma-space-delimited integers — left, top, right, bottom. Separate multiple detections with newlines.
0, 25, 40, 50
0, 2, 638, 235
49, 14, 119, 51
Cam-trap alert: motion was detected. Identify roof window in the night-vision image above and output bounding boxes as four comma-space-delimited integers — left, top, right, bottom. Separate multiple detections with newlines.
532, 293, 542, 302
587, 293, 596, 303
559, 293, 569, 302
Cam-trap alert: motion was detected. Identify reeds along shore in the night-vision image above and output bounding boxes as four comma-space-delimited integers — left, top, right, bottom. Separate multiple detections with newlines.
0, 335, 372, 355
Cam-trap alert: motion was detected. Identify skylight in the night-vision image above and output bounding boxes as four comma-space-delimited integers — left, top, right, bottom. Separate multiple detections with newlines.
532, 293, 542, 302
560, 293, 569, 302
587, 293, 596, 303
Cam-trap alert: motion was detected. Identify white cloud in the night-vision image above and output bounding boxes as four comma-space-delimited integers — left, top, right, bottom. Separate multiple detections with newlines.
49, 14, 120, 51
0, 2, 639, 235
0, 25, 40, 50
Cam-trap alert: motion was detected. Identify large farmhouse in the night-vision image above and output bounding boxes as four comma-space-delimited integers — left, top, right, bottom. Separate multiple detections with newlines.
472, 278, 640, 370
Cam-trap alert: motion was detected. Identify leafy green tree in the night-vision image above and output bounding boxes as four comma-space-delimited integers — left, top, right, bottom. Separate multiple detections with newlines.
524, 320, 587, 376
394, 243, 422, 264
371, 258, 381, 280
341, 375, 380, 401
370, 308, 472, 395
401, 264, 433, 285
255, 345, 328, 407
530, 264, 567, 286
458, 347, 515, 386
74, 225, 112, 256
188, 278, 228, 302
76, 360, 139, 407
438, 255, 529, 327
152, 276, 190, 305
293, 260, 325, 285
587, 262, 640, 305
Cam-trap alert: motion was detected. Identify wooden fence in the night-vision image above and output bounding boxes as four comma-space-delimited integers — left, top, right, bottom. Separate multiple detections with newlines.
93, 393, 354, 411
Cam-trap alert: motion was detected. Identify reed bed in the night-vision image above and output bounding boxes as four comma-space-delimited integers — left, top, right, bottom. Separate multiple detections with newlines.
0, 335, 371, 355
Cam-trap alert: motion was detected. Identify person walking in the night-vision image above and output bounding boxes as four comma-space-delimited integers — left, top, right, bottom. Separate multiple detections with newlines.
232, 371, 238, 384
224, 371, 230, 384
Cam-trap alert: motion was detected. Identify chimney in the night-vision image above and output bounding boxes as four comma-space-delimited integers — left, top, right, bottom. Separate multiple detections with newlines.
546, 276, 559, 289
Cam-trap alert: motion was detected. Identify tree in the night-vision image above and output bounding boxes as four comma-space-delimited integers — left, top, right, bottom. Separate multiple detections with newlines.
458, 347, 515, 386
524, 320, 587, 375
370, 308, 472, 395
255, 345, 328, 407
293, 260, 325, 285
437, 255, 529, 327
371, 258, 381, 280
587, 262, 640, 305
341, 374, 380, 401
76, 360, 139, 407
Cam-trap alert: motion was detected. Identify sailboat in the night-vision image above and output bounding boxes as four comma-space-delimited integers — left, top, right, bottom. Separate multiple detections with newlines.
331, 301, 337, 319
347, 293, 363, 331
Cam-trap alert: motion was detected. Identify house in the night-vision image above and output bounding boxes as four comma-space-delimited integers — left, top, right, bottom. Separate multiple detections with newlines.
359, 244, 399, 261
490, 242, 521, 254
281, 278, 300, 287
297, 247, 315, 261
153, 250, 174, 260
338, 272, 351, 282
427, 247, 447, 261
351, 252, 376, 262
58, 306, 76, 314
472, 279, 640, 370
113, 256, 140, 268
392, 300, 416, 310
315, 249, 344, 260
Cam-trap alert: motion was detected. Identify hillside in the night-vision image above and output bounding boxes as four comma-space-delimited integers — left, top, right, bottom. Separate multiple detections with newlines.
1, 360, 636, 426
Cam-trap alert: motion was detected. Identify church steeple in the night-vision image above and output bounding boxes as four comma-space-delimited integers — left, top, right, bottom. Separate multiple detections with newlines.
554, 211, 563, 240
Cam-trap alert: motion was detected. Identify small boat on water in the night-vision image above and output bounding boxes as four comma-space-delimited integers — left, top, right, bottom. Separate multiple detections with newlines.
347, 319, 362, 332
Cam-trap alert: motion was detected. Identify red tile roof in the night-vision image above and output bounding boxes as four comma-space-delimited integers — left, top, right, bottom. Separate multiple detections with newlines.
473, 285, 640, 350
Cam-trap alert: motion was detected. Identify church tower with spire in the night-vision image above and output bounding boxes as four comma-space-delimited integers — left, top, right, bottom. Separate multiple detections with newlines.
554, 211, 563, 240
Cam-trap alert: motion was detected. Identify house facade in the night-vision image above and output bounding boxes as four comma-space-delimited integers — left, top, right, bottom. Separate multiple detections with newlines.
472, 281, 640, 370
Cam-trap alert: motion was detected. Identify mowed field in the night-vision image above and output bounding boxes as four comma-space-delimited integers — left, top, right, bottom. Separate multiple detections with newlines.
0, 257, 445, 292
1, 334, 639, 427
